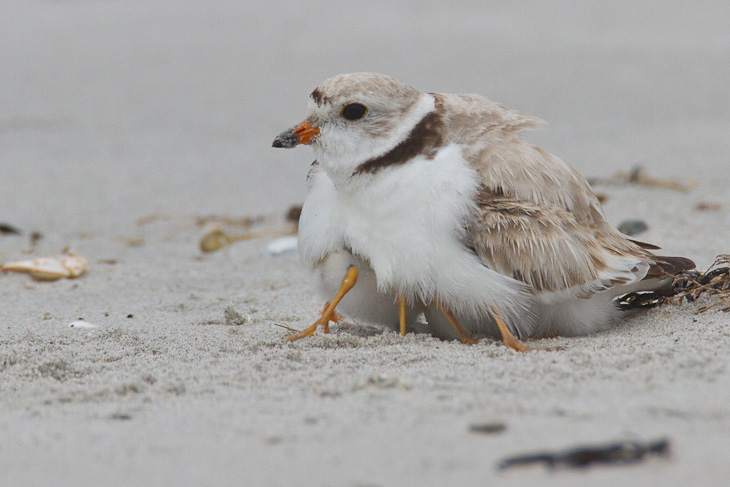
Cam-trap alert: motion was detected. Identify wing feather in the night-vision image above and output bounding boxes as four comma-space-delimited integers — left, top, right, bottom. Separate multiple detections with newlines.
468, 189, 652, 299
433, 92, 691, 299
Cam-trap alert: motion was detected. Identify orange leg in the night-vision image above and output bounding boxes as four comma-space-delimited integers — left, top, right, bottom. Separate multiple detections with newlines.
436, 301, 478, 345
398, 296, 407, 336
491, 307, 529, 352
287, 266, 358, 342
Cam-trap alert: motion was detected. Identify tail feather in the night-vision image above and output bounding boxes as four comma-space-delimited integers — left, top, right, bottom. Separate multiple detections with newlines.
645, 256, 696, 280
629, 238, 662, 251
616, 255, 696, 310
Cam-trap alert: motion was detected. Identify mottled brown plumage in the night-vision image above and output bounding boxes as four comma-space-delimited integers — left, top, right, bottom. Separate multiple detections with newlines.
421, 92, 693, 300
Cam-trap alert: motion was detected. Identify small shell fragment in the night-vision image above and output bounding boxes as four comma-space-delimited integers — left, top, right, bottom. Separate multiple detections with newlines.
69, 320, 97, 328
266, 236, 298, 257
200, 228, 232, 253
1, 255, 88, 281
59, 255, 87, 277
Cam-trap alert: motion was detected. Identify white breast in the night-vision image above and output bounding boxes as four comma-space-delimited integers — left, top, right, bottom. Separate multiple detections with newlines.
299, 144, 535, 331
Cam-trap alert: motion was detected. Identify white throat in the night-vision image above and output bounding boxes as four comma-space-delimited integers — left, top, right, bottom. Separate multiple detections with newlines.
316, 93, 436, 186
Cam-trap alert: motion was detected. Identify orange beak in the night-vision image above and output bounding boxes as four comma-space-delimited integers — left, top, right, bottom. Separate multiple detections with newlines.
272, 120, 320, 148
292, 120, 320, 144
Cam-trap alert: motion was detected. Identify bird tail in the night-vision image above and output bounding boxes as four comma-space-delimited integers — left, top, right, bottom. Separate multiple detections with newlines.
616, 255, 696, 310
644, 255, 696, 280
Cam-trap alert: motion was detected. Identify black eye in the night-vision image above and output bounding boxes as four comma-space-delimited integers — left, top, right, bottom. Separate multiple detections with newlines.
341, 103, 368, 121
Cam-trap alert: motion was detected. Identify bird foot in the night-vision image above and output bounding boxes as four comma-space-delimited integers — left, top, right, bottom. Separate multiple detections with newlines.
501, 334, 530, 352
286, 318, 325, 342
320, 302, 343, 334
490, 307, 530, 353
286, 266, 358, 342
286, 305, 345, 342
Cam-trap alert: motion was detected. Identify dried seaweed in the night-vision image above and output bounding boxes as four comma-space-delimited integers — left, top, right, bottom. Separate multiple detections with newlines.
618, 255, 730, 312
588, 164, 697, 193
695, 202, 722, 212
498, 438, 670, 470
195, 214, 265, 228
0, 223, 22, 235
469, 422, 507, 434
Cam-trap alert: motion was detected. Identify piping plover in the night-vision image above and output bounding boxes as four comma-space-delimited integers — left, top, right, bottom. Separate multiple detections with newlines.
273, 72, 694, 350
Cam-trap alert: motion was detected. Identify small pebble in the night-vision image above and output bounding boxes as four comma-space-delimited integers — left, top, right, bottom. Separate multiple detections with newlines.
286, 205, 303, 223
110, 413, 133, 421
617, 219, 649, 236
224, 307, 248, 326
469, 422, 507, 434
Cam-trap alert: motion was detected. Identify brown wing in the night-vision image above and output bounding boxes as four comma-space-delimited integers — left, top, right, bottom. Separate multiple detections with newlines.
433, 93, 694, 292
468, 188, 655, 297
435, 93, 602, 225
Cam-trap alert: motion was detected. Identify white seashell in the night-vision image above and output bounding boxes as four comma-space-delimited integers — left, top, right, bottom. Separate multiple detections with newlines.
68, 320, 97, 328
59, 255, 87, 277
2, 257, 71, 280
2, 255, 87, 281
265, 236, 298, 257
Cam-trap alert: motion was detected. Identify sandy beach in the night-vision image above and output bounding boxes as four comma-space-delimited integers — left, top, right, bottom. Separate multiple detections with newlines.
2, 1, 730, 485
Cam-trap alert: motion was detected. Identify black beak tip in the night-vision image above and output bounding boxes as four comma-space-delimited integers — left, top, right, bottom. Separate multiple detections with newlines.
272, 128, 299, 149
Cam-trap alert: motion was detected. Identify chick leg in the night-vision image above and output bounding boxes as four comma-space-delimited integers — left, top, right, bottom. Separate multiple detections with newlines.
287, 266, 358, 342
491, 307, 529, 352
398, 296, 407, 336
436, 301, 478, 345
